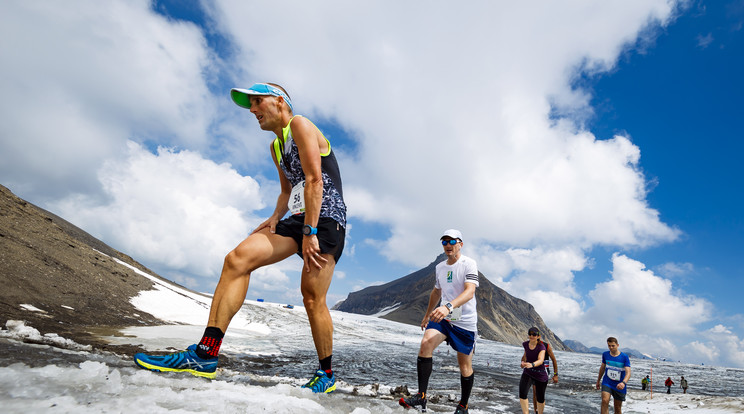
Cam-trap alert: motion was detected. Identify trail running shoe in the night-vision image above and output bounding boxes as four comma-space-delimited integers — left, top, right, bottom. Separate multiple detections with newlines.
399, 392, 427, 411
133, 344, 218, 379
302, 369, 336, 393
453, 401, 468, 414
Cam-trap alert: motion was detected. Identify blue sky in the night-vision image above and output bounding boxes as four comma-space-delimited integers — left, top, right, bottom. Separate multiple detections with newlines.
1, 1, 742, 367
584, 1, 744, 319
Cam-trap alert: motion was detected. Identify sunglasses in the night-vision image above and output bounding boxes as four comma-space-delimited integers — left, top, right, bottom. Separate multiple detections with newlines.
529, 332, 539, 336
441, 239, 460, 245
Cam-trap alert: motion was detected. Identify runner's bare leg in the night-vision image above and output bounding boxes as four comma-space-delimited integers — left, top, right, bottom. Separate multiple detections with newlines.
301, 254, 336, 359
208, 228, 297, 331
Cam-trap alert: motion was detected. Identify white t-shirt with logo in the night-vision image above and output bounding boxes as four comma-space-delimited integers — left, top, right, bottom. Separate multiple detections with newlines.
434, 255, 479, 332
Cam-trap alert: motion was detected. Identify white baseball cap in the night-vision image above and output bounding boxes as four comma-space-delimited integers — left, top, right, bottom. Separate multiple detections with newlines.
440, 229, 463, 241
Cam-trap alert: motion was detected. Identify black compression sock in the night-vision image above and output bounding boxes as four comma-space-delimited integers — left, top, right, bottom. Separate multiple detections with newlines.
417, 356, 433, 394
460, 373, 474, 406
320, 355, 333, 376
196, 326, 224, 359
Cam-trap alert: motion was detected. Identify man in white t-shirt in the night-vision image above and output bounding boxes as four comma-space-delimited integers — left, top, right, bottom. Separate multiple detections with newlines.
399, 229, 479, 414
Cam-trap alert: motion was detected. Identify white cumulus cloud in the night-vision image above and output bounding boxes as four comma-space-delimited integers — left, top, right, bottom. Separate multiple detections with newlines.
0, 1, 217, 201
588, 254, 711, 335
53, 141, 263, 284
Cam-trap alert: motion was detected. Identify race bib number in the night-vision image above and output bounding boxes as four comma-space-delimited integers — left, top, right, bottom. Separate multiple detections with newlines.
446, 307, 462, 322
289, 181, 305, 215
607, 367, 622, 382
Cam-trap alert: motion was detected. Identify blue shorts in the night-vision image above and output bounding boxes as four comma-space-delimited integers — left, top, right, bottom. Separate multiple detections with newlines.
426, 320, 476, 355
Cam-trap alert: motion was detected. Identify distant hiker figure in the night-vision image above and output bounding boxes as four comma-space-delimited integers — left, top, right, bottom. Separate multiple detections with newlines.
665, 377, 674, 394
641, 375, 650, 391
680, 376, 688, 394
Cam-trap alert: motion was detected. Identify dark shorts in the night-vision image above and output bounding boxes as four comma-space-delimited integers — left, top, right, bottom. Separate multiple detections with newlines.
602, 384, 626, 401
274, 215, 345, 263
426, 319, 476, 355
519, 373, 548, 402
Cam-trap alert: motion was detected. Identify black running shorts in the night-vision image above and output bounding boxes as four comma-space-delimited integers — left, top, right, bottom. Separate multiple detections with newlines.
274, 215, 345, 263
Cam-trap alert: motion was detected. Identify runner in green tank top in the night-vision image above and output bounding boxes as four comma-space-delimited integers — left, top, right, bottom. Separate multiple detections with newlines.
133, 83, 346, 394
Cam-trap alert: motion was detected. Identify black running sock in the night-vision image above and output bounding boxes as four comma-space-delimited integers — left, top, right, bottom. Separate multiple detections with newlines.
417, 356, 433, 395
196, 327, 224, 359
320, 355, 333, 376
460, 373, 474, 406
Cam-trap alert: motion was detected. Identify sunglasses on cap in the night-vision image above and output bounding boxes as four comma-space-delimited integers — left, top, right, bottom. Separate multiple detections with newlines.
441, 239, 460, 245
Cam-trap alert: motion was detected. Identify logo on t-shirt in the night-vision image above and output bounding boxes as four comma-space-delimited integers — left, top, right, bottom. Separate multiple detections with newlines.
447, 271, 453, 283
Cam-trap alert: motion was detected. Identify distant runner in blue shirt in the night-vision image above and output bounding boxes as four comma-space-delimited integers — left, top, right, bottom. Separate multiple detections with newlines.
596, 336, 631, 414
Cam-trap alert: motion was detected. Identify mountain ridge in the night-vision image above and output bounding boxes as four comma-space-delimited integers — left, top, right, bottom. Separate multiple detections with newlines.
563, 339, 653, 360
334, 254, 570, 351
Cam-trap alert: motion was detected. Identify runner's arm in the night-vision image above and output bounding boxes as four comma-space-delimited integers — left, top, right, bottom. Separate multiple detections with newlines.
520, 351, 529, 368
521, 349, 545, 369
449, 282, 476, 309
251, 143, 291, 234
421, 288, 442, 329
596, 363, 606, 389
533, 349, 546, 368
616, 365, 630, 390
547, 344, 559, 382
428, 282, 475, 324
291, 116, 326, 270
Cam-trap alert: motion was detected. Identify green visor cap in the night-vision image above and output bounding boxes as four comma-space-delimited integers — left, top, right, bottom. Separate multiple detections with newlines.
230, 83, 293, 112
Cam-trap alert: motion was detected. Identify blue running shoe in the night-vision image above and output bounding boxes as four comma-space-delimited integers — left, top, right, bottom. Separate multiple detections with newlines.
134, 344, 218, 379
302, 369, 336, 393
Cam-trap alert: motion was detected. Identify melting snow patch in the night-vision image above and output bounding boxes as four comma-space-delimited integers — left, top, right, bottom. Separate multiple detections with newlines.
19, 304, 46, 313
1, 320, 92, 351
370, 303, 401, 317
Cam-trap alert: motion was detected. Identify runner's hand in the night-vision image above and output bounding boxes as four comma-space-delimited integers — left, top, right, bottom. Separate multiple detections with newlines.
302, 235, 327, 272
429, 305, 448, 323
251, 216, 279, 235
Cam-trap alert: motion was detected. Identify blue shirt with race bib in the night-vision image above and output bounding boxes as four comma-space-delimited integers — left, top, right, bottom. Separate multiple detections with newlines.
601, 351, 631, 393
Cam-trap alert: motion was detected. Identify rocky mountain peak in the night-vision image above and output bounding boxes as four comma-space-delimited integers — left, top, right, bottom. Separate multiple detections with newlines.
334, 253, 569, 351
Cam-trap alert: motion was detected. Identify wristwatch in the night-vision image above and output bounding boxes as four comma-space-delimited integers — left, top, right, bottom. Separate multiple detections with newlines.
444, 302, 453, 311
302, 224, 318, 236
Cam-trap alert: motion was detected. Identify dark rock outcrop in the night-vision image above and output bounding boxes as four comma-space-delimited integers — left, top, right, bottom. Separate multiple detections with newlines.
0, 183, 167, 351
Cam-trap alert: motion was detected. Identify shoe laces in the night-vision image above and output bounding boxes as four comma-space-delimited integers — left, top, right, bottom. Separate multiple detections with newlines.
305, 371, 328, 387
